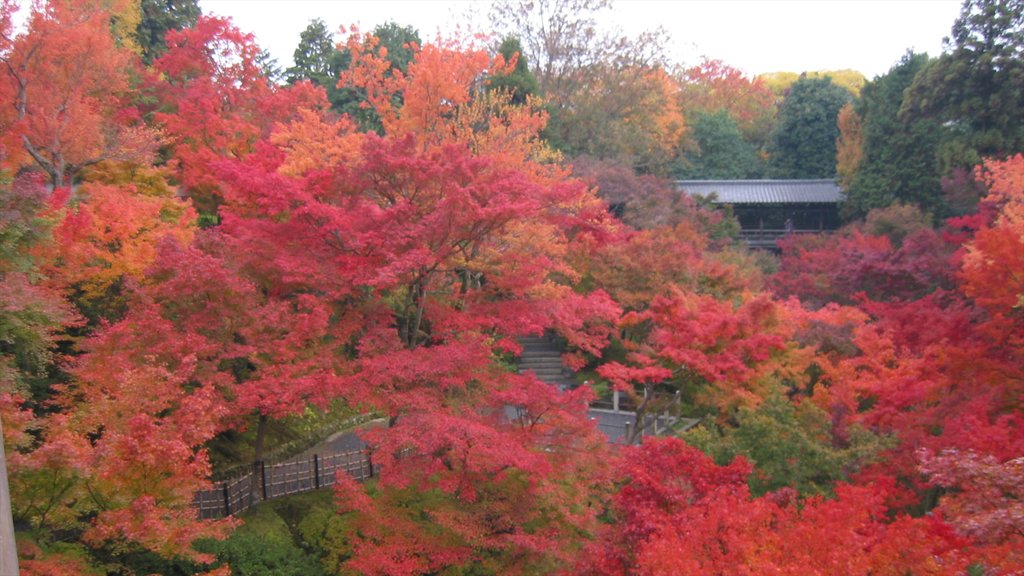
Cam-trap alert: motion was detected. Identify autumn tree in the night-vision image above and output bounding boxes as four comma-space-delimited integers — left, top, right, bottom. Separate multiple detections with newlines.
760, 69, 866, 97
0, 0, 161, 187
149, 15, 326, 217
488, 0, 682, 173
835, 102, 863, 189
548, 63, 685, 173
579, 438, 969, 576
40, 179, 197, 323
0, 173, 75, 410
328, 21, 421, 130
199, 32, 625, 572
677, 57, 776, 146
772, 204, 955, 307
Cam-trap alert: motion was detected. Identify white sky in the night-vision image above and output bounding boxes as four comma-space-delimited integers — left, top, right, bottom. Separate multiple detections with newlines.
200, 0, 964, 79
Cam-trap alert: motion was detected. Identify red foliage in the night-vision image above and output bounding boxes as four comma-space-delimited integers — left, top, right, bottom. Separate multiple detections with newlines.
677, 57, 776, 142
149, 16, 327, 213
581, 438, 970, 576
773, 227, 956, 306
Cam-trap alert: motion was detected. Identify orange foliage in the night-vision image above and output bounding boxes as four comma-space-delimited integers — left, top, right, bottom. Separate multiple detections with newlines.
961, 155, 1024, 314
0, 0, 158, 185
43, 182, 197, 305
836, 102, 864, 188
339, 28, 561, 176
270, 107, 365, 176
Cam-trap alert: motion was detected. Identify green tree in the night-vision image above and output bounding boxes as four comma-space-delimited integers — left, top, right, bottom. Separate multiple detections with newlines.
842, 53, 944, 219
136, 0, 201, 64
903, 0, 1024, 169
675, 110, 764, 179
488, 36, 539, 105
285, 18, 336, 86
685, 390, 892, 497
768, 76, 852, 179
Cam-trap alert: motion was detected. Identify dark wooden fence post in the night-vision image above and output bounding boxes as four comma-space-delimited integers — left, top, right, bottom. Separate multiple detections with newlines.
365, 448, 374, 478
260, 461, 268, 501
222, 483, 230, 517
313, 454, 320, 489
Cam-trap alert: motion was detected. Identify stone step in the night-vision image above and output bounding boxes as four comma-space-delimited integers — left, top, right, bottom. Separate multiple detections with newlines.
519, 367, 564, 376
518, 342, 562, 350
516, 335, 576, 391
518, 357, 564, 367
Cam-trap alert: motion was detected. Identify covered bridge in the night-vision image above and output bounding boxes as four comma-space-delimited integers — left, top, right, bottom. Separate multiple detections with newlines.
677, 179, 843, 249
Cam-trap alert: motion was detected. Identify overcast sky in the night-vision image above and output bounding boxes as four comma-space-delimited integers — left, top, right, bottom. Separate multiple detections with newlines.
200, 0, 964, 79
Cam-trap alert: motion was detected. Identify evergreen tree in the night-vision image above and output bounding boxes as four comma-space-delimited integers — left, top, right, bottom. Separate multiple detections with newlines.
768, 76, 851, 179
488, 36, 540, 105
903, 0, 1024, 170
136, 0, 201, 64
675, 110, 764, 179
843, 53, 944, 219
285, 18, 337, 87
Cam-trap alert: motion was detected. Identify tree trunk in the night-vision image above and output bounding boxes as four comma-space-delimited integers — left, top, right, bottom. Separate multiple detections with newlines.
249, 413, 268, 505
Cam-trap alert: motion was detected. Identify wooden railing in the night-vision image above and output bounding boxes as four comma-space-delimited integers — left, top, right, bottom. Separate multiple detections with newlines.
739, 229, 821, 249
193, 448, 373, 519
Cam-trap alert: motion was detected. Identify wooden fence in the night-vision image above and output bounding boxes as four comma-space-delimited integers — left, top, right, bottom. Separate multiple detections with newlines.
193, 448, 373, 519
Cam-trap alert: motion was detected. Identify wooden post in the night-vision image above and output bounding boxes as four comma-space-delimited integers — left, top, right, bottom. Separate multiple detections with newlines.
0, 418, 19, 576
260, 461, 268, 501
313, 454, 320, 489
612, 389, 620, 412
365, 448, 374, 479
222, 483, 231, 517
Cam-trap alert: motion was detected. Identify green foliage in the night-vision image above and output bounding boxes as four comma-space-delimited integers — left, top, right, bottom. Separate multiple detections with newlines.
675, 110, 764, 179
204, 500, 327, 576
843, 52, 944, 219
137, 0, 201, 64
862, 203, 935, 246
902, 0, 1024, 170
768, 76, 852, 178
286, 18, 337, 87
0, 177, 71, 403
685, 390, 893, 496
296, 499, 356, 574
488, 36, 540, 105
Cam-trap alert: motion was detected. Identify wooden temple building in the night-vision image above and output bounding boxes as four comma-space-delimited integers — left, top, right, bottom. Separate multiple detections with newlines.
676, 179, 843, 249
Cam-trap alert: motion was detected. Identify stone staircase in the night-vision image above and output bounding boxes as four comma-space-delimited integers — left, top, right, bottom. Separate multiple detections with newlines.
517, 335, 575, 391
516, 335, 700, 444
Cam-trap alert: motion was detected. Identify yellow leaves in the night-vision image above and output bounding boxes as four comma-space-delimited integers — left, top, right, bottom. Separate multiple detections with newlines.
836, 102, 864, 189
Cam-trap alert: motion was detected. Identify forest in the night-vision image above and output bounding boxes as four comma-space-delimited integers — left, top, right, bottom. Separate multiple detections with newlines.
0, 0, 1022, 574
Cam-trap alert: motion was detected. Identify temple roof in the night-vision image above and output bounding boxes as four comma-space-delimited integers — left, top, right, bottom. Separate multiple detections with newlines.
676, 179, 844, 204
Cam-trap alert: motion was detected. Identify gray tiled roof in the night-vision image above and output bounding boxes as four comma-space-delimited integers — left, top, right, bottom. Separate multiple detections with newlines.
676, 179, 843, 204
